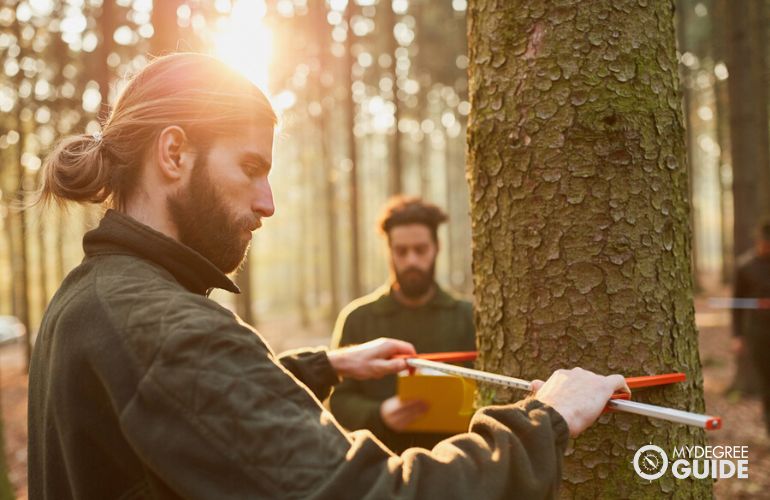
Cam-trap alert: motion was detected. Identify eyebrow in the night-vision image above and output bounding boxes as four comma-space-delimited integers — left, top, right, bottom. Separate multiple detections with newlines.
240, 152, 271, 172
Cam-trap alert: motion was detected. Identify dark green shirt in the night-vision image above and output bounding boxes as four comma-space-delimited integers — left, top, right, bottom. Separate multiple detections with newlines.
330, 286, 476, 453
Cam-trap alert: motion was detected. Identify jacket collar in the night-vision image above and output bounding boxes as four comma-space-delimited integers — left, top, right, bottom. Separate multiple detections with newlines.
370, 284, 458, 315
83, 209, 240, 296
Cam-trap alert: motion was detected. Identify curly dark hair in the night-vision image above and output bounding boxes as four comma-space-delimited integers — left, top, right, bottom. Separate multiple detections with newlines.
377, 196, 448, 243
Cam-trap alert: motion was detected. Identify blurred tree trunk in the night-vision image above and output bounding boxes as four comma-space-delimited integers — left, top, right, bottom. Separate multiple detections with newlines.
297, 135, 310, 328
150, 0, 184, 55
14, 141, 31, 373
11, 16, 31, 371
714, 80, 733, 284
419, 109, 431, 198
0, 390, 13, 500
311, 0, 340, 322
36, 205, 47, 320
344, 0, 362, 300
443, 127, 456, 288
467, 1, 710, 496
50, 16, 69, 286
0, 191, 15, 500
725, 0, 770, 257
676, 2, 702, 292
95, 0, 116, 124
722, 0, 767, 396
0, 154, 9, 314
711, 0, 733, 284
382, 0, 403, 195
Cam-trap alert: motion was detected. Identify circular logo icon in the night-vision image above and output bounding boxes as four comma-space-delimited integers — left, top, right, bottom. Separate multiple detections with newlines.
633, 444, 669, 481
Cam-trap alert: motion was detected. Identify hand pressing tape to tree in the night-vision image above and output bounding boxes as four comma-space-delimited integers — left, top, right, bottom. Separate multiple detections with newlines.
394, 351, 722, 431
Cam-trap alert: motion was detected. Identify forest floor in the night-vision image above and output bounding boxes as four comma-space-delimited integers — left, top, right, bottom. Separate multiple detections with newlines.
1, 297, 769, 499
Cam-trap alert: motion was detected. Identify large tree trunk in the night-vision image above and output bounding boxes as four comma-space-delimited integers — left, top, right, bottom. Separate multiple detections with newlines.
467, 2, 710, 497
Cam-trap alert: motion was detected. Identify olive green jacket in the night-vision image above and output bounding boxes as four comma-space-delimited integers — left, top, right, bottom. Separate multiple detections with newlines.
329, 286, 475, 452
29, 210, 569, 499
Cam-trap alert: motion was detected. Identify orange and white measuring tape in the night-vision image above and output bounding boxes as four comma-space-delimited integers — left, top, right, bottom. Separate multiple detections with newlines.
398, 352, 722, 431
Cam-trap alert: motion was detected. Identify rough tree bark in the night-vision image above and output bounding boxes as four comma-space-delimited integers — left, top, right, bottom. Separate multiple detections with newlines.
467, 1, 710, 497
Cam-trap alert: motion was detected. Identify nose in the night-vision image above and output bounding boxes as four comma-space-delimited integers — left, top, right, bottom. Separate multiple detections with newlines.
252, 178, 275, 218
404, 249, 420, 266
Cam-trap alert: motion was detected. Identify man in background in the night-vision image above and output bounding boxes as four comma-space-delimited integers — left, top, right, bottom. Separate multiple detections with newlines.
330, 196, 475, 453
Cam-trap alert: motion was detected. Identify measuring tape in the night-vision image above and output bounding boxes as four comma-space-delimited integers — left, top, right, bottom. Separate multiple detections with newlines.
404, 357, 722, 431
707, 297, 770, 310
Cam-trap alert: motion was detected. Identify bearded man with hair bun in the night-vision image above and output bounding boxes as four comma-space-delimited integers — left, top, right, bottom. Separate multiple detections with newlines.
29, 52, 628, 500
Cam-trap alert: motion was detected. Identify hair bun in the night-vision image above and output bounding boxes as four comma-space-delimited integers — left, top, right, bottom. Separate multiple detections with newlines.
40, 134, 111, 205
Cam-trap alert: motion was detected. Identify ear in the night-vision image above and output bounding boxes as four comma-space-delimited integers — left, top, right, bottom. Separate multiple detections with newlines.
156, 126, 192, 181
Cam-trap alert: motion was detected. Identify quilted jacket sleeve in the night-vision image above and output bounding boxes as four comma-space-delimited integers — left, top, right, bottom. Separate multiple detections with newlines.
278, 348, 339, 401
117, 298, 569, 499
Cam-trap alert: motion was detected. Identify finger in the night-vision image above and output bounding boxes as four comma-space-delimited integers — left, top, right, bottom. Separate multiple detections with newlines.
400, 399, 428, 410
372, 358, 409, 376
397, 402, 429, 419
607, 374, 631, 395
530, 379, 544, 393
378, 338, 417, 357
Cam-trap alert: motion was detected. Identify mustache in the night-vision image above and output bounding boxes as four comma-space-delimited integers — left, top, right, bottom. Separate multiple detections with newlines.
240, 216, 262, 232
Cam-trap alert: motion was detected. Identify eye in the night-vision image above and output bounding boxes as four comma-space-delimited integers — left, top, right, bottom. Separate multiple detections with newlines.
242, 163, 260, 178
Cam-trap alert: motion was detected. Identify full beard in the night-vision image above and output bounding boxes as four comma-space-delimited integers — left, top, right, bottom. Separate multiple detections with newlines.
395, 262, 436, 298
167, 155, 253, 274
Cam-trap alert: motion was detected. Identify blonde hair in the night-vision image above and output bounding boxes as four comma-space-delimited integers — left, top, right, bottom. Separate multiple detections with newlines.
38, 52, 276, 209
